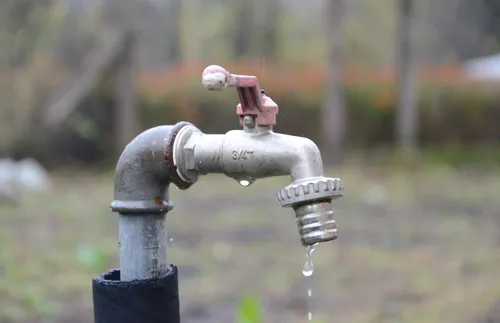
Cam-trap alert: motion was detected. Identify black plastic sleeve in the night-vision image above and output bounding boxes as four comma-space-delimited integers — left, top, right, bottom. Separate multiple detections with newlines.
92, 266, 180, 323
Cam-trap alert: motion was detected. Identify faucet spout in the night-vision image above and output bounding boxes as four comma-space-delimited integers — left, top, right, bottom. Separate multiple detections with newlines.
172, 121, 344, 247
176, 125, 323, 183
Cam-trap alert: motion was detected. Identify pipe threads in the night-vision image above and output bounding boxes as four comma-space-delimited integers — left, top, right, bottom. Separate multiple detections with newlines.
293, 201, 338, 246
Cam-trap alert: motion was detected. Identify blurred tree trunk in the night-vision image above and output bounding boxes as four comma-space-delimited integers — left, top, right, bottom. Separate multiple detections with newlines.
2, 0, 34, 153
322, 0, 345, 165
395, 0, 418, 155
1, 0, 49, 155
114, 34, 138, 153
54, 7, 89, 71
259, 0, 280, 60
6, 0, 46, 69
164, 0, 181, 65
103, 0, 139, 154
233, 0, 256, 58
179, 0, 201, 61
8, 2, 30, 69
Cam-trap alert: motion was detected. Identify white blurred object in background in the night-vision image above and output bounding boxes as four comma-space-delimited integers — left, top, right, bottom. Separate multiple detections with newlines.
362, 184, 389, 207
0, 158, 52, 205
463, 53, 500, 81
17, 158, 52, 191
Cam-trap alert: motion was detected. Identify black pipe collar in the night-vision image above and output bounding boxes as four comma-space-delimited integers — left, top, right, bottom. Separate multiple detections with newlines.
92, 265, 180, 323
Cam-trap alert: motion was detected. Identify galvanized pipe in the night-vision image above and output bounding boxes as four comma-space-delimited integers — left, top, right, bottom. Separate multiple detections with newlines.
94, 125, 182, 323
110, 125, 176, 281
118, 213, 168, 281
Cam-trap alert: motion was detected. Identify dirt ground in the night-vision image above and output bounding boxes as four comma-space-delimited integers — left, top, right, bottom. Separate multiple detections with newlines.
1, 163, 500, 323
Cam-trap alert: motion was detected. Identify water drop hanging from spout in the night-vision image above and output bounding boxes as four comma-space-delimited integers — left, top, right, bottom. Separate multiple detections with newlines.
302, 260, 313, 277
302, 244, 318, 277
237, 177, 254, 187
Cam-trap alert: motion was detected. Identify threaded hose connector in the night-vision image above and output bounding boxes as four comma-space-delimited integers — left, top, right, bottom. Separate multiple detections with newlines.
293, 201, 338, 246
277, 177, 344, 247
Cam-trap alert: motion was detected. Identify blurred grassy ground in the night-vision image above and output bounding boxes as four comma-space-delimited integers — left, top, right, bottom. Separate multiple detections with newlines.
1, 162, 500, 323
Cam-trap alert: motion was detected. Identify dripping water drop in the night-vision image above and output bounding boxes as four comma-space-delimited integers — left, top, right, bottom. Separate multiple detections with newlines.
303, 261, 313, 277
238, 177, 255, 187
302, 244, 317, 277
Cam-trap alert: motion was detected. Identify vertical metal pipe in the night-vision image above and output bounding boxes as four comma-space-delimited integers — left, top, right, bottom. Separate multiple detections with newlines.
119, 213, 168, 281
95, 124, 187, 323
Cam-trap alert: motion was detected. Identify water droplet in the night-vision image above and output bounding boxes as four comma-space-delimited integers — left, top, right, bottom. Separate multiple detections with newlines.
308, 312, 312, 321
303, 261, 313, 277
169, 237, 174, 242
237, 177, 254, 187
308, 288, 312, 297
302, 244, 318, 277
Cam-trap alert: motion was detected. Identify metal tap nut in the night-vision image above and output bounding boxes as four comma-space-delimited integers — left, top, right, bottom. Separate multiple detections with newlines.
277, 177, 344, 207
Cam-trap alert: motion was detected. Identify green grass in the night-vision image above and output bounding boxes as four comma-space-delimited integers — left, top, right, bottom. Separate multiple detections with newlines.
1, 164, 500, 322
237, 296, 262, 323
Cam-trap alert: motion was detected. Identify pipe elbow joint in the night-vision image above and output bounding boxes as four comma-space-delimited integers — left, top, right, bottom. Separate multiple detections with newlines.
110, 123, 198, 214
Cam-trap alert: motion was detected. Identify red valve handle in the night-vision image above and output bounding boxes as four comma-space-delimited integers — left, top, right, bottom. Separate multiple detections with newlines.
201, 65, 278, 126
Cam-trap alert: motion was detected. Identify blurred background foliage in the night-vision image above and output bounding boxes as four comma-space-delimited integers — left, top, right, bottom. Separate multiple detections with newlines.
1, 0, 500, 168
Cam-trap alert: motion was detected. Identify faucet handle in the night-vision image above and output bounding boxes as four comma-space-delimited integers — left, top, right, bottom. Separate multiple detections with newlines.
201, 65, 278, 126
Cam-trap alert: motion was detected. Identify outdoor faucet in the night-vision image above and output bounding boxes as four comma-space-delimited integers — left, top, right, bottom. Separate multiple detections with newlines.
109, 64, 344, 282
94, 65, 344, 323
172, 65, 344, 247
